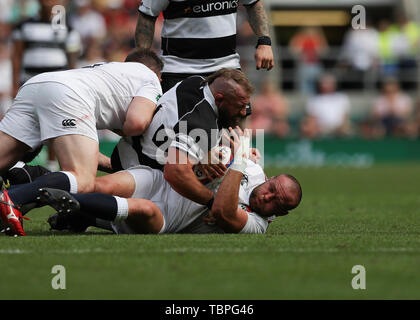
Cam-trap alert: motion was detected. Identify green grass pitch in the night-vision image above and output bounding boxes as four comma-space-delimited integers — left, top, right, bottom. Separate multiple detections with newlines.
0, 164, 419, 299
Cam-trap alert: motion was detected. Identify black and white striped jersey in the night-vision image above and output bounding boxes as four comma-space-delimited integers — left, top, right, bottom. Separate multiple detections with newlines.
139, 0, 259, 76
111, 76, 222, 171
12, 17, 81, 84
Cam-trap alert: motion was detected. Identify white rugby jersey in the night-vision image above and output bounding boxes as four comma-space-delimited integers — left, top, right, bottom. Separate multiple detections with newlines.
111, 76, 222, 171
12, 17, 81, 84
180, 160, 273, 234
139, 0, 259, 75
24, 62, 162, 130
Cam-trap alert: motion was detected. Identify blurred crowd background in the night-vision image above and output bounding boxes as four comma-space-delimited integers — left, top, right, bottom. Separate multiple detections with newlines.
1, 0, 420, 142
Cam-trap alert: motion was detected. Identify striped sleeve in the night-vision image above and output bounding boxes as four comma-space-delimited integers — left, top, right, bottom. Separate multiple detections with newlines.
139, 0, 169, 17
240, 0, 260, 6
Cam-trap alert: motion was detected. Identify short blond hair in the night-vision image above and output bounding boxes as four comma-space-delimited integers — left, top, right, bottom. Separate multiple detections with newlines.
202, 68, 254, 95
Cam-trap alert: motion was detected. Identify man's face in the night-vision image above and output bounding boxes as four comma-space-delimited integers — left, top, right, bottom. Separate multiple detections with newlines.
249, 176, 295, 217
217, 86, 249, 128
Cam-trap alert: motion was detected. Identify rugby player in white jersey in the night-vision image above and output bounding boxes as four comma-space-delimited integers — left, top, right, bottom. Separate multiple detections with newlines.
17, 127, 302, 235
0, 49, 163, 236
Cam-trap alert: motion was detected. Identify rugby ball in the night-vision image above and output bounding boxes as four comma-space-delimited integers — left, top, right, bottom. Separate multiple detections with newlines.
193, 145, 233, 187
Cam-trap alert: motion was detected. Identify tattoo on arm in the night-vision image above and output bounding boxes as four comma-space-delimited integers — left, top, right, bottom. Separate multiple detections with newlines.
135, 12, 157, 49
246, 1, 270, 37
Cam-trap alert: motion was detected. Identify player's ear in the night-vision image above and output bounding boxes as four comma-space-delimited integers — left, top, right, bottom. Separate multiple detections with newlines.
214, 93, 224, 106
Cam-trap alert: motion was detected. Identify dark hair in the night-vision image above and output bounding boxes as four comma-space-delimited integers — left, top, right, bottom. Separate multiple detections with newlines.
202, 68, 254, 95
125, 49, 163, 72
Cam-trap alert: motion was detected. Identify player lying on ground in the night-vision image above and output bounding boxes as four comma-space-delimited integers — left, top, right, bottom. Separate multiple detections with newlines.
0, 49, 162, 207
0, 128, 302, 235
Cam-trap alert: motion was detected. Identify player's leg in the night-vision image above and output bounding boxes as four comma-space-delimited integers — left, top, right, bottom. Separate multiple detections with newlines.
0, 132, 31, 173
50, 134, 99, 193
93, 171, 136, 198
34, 81, 99, 194
124, 198, 164, 234
1, 135, 98, 212
38, 188, 163, 234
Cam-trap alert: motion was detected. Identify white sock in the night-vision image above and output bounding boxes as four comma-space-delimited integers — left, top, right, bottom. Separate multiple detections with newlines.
59, 171, 78, 194
114, 196, 129, 222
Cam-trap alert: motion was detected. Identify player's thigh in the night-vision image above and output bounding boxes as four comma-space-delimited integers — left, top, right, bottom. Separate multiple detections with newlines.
125, 198, 164, 234
50, 134, 99, 188
94, 171, 136, 198
0, 132, 31, 172
126, 165, 166, 200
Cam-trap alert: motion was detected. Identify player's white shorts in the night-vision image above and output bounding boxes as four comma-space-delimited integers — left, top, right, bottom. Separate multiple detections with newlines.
111, 165, 207, 234
0, 82, 98, 149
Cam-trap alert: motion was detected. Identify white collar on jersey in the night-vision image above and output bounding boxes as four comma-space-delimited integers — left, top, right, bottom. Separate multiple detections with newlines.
203, 84, 218, 116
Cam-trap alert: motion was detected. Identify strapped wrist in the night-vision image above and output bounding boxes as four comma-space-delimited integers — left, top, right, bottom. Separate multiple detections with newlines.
256, 36, 271, 48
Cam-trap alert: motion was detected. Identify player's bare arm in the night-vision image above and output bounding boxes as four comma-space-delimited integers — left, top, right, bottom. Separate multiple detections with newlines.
11, 39, 23, 97
123, 97, 156, 136
135, 12, 157, 49
210, 169, 249, 233
246, 1, 274, 70
97, 152, 113, 173
164, 147, 214, 205
210, 127, 251, 232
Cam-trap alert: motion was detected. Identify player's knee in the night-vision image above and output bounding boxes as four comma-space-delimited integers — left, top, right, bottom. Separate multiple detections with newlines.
93, 177, 115, 195
132, 200, 157, 220
75, 176, 95, 193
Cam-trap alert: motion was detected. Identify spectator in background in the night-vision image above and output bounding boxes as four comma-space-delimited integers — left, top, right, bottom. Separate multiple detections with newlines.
377, 19, 402, 77
369, 78, 413, 137
100, 0, 136, 62
289, 27, 328, 95
9, 0, 40, 22
394, 13, 420, 89
12, 0, 81, 171
395, 13, 420, 69
339, 20, 379, 88
71, 0, 106, 49
247, 79, 290, 138
300, 74, 351, 139
76, 41, 104, 68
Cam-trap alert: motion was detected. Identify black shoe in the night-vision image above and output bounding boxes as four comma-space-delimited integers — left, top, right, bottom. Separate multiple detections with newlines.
47, 211, 91, 233
37, 188, 80, 214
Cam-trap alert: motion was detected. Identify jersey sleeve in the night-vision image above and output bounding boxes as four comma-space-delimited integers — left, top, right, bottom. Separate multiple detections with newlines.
134, 73, 163, 105
170, 116, 209, 162
239, 211, 268, 234
240, 0, 260, 6
139, 0, 170, 17
170, 107, 218, 162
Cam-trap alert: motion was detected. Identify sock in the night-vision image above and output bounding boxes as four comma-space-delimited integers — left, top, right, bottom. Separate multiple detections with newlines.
71, 193, 128, 222
8, 171, 77, 207
95, 218, 114, 231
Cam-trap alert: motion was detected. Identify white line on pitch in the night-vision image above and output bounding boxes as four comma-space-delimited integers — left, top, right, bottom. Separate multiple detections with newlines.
0, 247, 419, 255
